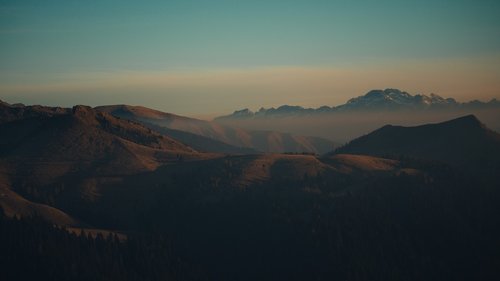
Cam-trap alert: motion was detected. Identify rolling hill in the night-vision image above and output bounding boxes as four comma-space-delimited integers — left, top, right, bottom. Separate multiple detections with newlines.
96, 105, 336, 154
0, 104, 200, 169
0, 102, 213, 226
333, 115, 500, 171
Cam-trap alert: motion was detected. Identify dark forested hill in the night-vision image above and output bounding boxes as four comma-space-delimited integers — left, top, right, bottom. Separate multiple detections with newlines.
333, 115, 500, 172
0, 209, 205, 281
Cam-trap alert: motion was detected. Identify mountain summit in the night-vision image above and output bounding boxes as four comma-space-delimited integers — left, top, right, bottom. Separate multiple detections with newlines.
215, 89, 500, 120
339, 89, 458, 110
332, 114, 500, 170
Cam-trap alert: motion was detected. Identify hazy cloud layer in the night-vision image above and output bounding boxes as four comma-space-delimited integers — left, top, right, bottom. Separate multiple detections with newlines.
1, 56, 499, 117
216, 109, 500, 143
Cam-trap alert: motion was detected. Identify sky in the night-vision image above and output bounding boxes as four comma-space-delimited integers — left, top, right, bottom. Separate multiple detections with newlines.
1, 0, 500, 118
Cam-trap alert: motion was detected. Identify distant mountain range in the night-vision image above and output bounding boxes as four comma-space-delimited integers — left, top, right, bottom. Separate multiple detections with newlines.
215, 88, 500, 120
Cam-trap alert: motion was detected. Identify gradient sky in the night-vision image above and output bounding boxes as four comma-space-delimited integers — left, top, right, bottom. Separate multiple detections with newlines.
1, 0, 500, 117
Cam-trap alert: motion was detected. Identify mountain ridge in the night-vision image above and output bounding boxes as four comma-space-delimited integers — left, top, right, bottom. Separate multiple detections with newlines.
96, 104, 337, 154
0, 102, 215, 226
215, 88, 500, 120
331, 114, 500, 173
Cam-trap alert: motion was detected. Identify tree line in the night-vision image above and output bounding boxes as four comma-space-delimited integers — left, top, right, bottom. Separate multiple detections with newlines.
0, 209, 207, 281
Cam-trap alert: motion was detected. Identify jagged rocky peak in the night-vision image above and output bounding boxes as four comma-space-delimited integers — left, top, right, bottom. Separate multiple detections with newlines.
331, 88, 474, 110
365, 88, 410, 98
363, 89, 407, 98
230, 108, 255, 118
215, 88, 500, 120
351, 89, 413, 102
427, 93, 455, 104
276, 105, 305, 111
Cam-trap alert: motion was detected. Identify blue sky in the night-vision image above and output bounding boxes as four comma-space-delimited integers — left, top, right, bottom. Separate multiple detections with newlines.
1, 0, 500, 116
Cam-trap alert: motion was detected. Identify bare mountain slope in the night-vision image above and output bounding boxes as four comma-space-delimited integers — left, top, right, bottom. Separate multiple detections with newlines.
96, 105, 336, 154
0, 103, 214, 224
0, 105, 197, 165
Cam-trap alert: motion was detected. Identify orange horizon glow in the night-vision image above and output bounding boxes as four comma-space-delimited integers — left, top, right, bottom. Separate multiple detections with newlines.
1, 56, 499, 117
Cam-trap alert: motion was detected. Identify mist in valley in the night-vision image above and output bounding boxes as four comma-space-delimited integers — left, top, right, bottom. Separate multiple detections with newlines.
215, 108, 500, 144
